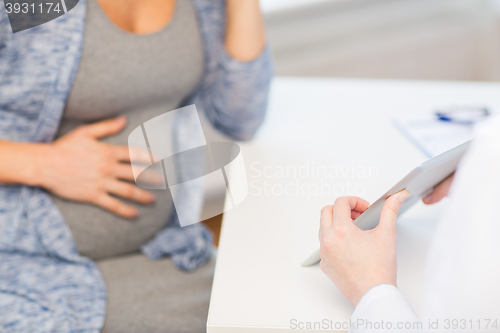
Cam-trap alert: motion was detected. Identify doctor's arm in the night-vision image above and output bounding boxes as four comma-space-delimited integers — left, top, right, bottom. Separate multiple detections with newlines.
319, 119, 500, 332
318, 192, 419, 332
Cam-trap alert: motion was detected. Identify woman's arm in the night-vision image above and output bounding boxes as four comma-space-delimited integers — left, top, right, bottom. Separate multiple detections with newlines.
0, 140, 49, 186
0, 117, 155, 218
225, 0, 266, 61
194, 0, 273, 141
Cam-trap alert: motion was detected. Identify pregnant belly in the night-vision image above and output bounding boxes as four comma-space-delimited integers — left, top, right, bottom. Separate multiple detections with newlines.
52, 104, 180, 260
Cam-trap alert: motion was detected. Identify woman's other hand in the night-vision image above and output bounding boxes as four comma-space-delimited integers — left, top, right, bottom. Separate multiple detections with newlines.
423, 174, 454, 205
39, 116, 157, 218
225, 0, 266, 61
318, 191, 410, 306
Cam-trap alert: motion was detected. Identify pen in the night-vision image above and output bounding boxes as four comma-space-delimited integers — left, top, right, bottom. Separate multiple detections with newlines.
435, 106, 490, 125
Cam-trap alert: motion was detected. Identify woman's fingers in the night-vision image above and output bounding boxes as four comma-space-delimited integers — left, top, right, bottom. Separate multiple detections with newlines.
377, 190, 410, 233
94, 193, 139, 219
112, 164, 137, 182
113, 163, 163, 185
78, 116, 127, 138
423, 174, 455, 205
92, 179, 156, 219
113, 146, 152, 164
105, 179, 155, 205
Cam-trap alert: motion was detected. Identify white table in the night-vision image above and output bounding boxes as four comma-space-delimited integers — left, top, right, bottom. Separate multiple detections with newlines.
206, 77, 500, 332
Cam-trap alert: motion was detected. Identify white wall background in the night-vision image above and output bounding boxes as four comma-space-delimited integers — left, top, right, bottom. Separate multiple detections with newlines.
202, 0, 500, 215
262, 0, 500, 81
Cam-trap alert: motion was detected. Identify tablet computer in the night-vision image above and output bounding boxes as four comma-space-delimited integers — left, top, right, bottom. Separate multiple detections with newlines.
301, 140, 471, 266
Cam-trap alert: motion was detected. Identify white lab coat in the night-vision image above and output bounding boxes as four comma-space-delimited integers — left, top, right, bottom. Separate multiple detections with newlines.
350, 117, 500, 333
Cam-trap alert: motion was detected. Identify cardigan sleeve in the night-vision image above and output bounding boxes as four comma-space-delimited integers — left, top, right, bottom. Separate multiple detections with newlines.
193, 44, 274, 141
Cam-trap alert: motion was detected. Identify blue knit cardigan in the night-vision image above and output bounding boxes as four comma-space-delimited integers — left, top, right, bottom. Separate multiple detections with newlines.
0, 0, 273, 331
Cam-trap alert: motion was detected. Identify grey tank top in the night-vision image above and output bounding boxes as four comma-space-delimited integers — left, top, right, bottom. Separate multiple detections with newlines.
49, 0, 204, 260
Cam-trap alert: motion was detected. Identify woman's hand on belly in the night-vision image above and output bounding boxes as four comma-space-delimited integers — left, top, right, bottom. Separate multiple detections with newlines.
38, 116, 156, 218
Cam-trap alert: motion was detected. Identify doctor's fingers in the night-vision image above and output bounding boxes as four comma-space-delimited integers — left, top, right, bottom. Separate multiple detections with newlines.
377, 190, 410, 234
333, 196, 370, 225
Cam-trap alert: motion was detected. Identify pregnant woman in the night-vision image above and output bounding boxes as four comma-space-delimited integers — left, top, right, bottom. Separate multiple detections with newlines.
0, 0, 272, 332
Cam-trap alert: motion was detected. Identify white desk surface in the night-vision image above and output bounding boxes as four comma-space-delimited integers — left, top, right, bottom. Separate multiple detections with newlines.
206, 77, 500, 332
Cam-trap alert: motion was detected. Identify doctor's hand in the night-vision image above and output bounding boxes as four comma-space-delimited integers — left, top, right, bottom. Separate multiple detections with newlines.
423, 174, 454, 205
318, 191, 410, 306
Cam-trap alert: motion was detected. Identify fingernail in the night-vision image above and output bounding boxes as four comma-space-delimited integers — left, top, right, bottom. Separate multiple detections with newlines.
423, 194, 432, 204
399, 190, 410, 203
130, 209, 139, 218
149, 194, 156, 203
